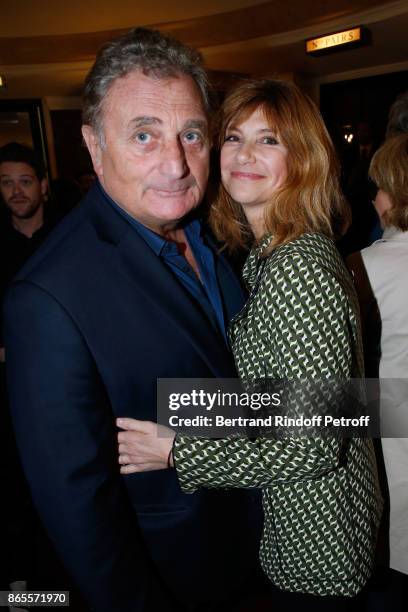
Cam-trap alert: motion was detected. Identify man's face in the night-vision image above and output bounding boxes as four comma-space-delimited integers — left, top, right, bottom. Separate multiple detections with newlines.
82, 71, 210, 234
0, 162, 46, 219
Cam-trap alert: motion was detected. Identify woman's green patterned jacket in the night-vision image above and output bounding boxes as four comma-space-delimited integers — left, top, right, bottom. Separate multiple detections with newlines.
174, 232, 383, 597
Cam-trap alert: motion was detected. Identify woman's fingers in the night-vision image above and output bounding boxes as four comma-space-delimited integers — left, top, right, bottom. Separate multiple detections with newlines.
120, 461, 169, 473
118, 442, 130, 454
119, 463, 164, 474
116, 417, 175, 472
118, 453, 134, 465
116, 418, 155, 433
118, 432, 150, 452
119, 464, 139, 474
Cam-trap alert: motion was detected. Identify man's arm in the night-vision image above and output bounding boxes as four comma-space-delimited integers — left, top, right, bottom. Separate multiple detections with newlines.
4, 280, 156, 611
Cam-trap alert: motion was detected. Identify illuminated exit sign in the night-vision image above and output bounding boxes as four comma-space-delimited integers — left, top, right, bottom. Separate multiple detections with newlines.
306, 27, 365, 54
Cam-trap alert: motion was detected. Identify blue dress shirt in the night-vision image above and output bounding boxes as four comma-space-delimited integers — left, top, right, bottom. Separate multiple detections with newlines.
99, 183, 227, 342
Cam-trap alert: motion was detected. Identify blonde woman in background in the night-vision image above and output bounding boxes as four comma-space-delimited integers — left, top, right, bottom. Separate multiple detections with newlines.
350, 134, 408, 611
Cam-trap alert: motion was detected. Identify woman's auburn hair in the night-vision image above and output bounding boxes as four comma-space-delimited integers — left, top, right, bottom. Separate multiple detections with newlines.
369, 133, 408, 231
209, 78, 350, 252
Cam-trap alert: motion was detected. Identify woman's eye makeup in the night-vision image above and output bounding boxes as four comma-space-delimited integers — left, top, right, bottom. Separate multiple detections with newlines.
260, 136, 279, 145
224, 133, 240, 142
223, 132, 280, 145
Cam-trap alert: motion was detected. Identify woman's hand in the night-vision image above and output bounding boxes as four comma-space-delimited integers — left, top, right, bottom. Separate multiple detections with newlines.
116, 418, 175, 474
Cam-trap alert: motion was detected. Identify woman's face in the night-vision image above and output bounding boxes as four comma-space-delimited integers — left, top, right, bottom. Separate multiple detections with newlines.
220, 107, 288, 220
373, 189, 393, 227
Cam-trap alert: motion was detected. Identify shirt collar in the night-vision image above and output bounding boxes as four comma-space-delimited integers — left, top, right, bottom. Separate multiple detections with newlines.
379, 226, 408, 242
97, 180, 203, 255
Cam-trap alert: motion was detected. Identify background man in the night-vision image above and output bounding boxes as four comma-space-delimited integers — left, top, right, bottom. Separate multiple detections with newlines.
0, 142, 51, 361
4, 28, 261, 611
0, 143, 64, 592
0, 142, 47, 237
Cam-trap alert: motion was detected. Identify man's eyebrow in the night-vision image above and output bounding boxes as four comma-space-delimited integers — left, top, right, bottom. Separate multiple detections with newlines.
183, 119, 208, 132
127, 116, 208, 132
129, 116, 162, 128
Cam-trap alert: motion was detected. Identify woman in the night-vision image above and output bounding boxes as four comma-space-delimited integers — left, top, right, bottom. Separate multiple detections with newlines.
349, 134, 408, 607
117, 79, 382, 608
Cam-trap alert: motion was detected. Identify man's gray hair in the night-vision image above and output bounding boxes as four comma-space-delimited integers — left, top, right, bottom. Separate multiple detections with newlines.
83, 27, 213, 140
386, 90, 408, 138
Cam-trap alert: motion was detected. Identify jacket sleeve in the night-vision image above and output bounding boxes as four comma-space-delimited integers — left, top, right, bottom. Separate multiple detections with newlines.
4, 281, 158, 611
173, 252, 355, 491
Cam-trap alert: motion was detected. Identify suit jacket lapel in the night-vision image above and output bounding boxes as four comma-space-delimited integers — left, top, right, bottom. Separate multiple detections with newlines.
204, 232, 247, 324
88, 185, 234, 377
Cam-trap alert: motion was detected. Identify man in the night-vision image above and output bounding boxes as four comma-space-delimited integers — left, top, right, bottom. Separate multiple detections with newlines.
4, 28, 261, 611
0, 143, 60, 589
0, 142, 47, 236
386, 90, 408, 137
0, 142, 51, 362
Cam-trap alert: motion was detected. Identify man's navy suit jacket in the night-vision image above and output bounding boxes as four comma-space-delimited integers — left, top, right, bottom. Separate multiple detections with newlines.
4, 184, 261, 611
